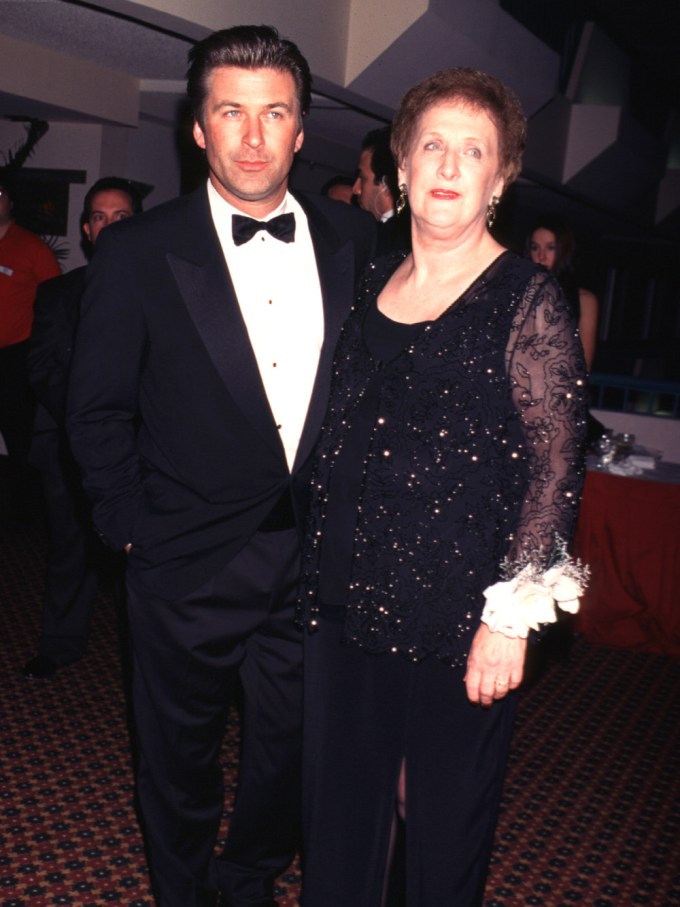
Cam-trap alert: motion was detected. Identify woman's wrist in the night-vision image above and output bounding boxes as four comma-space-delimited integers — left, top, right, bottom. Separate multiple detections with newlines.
481, 556, 589, 639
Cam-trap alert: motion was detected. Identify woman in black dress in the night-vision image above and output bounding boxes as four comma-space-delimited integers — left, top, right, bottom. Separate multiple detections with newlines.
300, 68, 588, 907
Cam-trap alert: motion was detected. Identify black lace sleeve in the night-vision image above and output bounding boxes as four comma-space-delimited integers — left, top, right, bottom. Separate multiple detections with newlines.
503, 270, 588, 574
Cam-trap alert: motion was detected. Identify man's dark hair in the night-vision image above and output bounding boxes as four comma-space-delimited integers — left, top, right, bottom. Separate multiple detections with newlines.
320, 175, 354, 196
187, 25, 312, 127
361, 126, 398, 201
83, 177, 144, 220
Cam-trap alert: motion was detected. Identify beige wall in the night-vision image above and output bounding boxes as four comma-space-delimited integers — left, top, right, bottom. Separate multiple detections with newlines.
0, 33, 139, 127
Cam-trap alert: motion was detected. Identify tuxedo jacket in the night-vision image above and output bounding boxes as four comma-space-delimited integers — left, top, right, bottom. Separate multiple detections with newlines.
28, 266, 86, 471
67, 186, 376, 598
376, 210, 411, 258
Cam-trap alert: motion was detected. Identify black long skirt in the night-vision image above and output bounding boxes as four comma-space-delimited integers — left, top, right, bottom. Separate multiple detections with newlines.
302, 617, 518, 907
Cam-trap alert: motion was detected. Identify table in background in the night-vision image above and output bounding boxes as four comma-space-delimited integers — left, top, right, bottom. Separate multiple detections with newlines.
573, 460, 680, 657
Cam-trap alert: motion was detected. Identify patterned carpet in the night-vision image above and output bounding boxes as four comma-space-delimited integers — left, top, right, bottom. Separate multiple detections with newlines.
1, 520, 679, 906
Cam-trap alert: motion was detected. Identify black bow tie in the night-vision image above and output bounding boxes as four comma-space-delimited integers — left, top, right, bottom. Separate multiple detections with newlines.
232, 212, 296, 246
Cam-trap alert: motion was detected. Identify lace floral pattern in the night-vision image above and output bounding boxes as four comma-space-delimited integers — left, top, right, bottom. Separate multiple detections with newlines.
300, 252, 588, 667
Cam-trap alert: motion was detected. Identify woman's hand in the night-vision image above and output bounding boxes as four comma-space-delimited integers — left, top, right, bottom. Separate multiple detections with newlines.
464, 623, 527, 707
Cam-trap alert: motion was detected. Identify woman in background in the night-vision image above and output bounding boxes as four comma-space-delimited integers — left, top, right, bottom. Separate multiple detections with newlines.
526, 214, 599, 371
527, 215, 605, 448
300, 68, 589, 907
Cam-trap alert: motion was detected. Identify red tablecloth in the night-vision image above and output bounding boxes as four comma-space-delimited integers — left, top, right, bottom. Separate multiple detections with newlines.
573, 463, 680, 657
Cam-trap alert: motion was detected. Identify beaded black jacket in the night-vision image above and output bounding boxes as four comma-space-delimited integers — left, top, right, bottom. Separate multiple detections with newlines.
300, 251, 588, 666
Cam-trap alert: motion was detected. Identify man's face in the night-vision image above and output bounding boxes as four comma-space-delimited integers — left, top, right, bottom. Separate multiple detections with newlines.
192, 65, 304, 218
83, 189, 135, 246
352, 147, 389, 220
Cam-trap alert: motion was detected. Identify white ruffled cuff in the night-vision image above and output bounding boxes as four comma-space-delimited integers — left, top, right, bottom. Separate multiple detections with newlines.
481, 558, 589, 639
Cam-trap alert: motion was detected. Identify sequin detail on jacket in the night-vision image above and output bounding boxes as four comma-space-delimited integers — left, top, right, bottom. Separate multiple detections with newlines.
300, 252, 588, 667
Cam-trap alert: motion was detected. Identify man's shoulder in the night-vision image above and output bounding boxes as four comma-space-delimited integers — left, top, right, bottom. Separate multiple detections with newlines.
33, 266, 87, 325
295, 190, 377, 248
6, 223, 62, 279
6, 221, 55, 253
38, 265, 87, 297
139, 189, 200, 226
5, 222, 39, 244
377, 211, 411, 255
297, 190, 369, 226
99, 188, 206, 247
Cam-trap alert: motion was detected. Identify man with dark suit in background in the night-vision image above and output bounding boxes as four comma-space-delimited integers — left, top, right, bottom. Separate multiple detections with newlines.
352, 126, 410, 255
67, 25, 376, 907
23, 177, 143, 679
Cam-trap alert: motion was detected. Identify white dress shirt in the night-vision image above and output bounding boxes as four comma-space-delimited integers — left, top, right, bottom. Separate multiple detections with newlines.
206, 181, 324, 471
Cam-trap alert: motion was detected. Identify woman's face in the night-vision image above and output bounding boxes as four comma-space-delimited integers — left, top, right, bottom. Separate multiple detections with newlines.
398, 100, 504, 238
528, 228, 557, 271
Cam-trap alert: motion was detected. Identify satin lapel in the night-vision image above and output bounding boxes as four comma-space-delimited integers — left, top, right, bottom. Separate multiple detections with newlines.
167, 199, 283, 457
292, 198, 356, 472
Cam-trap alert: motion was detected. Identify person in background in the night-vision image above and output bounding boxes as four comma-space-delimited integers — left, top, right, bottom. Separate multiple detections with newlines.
67, 25, 375, 907
300, 67, 588, 907
353, 126, 410, 254
320, 174, 355, 204
526, 214, 599, 371
353, 126, 398, 220
23, 177, 143, 680
0, 180, 61, 523
526, 214, 605, 451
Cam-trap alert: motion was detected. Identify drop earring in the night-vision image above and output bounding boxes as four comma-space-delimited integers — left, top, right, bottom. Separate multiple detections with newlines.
486, 195, 500, 229
396, 183, 408, 216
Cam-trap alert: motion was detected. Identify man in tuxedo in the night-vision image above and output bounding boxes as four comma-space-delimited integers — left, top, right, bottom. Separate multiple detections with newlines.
23, 177, 143, 679
67, 25, 376, 907
352, 126, 410, 255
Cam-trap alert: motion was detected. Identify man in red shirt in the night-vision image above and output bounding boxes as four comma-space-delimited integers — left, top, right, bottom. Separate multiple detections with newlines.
0, 180, 61, 523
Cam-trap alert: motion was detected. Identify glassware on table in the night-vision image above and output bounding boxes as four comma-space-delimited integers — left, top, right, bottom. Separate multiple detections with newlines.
595, 432, 616, 468
615, 433, 635, 458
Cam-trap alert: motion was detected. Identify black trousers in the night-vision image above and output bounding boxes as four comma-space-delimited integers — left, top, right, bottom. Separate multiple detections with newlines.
127, 528, 303, 907
37, 457, 100, 664
303, 618, 518, 907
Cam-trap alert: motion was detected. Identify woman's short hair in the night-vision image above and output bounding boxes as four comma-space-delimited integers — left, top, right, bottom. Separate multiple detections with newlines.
187, 25, 312, 128
391, 67, 527, 191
